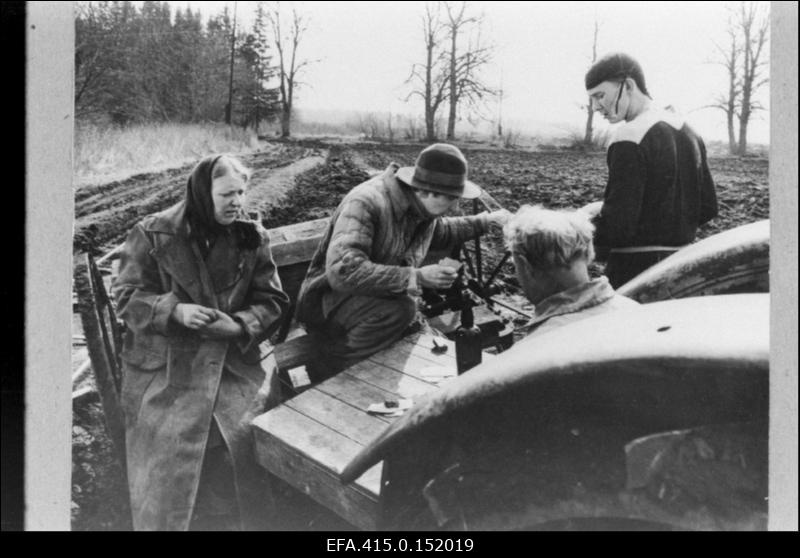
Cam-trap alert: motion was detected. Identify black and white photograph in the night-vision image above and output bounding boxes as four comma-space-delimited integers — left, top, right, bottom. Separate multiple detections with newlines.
18, 0, 797, 533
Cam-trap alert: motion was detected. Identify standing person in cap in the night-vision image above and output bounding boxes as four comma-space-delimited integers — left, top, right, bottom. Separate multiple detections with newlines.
581, 52, 718, 288
296, 143, 510, 374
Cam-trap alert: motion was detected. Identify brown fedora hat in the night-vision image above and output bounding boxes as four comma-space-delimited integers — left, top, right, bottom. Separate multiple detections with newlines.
396, 143, 482, 199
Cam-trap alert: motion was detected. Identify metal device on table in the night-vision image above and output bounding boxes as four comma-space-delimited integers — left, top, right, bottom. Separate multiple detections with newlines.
453, 290, 483, 374
419, 195, 519, 362
419, 250, 515, 351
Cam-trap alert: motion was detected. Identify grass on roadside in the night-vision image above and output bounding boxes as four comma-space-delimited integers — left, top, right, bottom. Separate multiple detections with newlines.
74, 122, 262, 188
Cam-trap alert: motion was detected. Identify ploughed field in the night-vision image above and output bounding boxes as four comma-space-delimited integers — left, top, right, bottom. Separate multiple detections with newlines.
343, 142, 768, 239
71, 139, 769, 530
75, 140, 768, 254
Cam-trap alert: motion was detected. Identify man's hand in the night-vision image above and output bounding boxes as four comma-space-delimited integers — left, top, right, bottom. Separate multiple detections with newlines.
171, 303, 216, 330
580, 201, 603, 218
486, 208, 513, 227
198, 310, 244, 340
417, 264, 459, 290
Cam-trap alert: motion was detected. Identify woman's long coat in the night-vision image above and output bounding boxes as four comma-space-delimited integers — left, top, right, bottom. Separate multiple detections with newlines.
112, 202, 289, 531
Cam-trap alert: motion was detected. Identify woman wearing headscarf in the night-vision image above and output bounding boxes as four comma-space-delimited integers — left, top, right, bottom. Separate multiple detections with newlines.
112, 154, 290, 530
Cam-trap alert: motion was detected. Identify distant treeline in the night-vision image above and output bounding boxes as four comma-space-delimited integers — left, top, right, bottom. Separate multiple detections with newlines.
75, 1, 279, 128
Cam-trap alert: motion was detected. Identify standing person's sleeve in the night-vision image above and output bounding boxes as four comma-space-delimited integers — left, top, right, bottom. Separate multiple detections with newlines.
593, 142, 648, 256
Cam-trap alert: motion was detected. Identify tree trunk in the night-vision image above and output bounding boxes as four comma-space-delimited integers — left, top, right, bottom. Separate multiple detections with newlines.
426, 107, 436, 142
584, 19, 598, 146
738, 85, 751, 156
584, 102, 594, 145
281, 105, 291, 137
226, 2, 237, 125
727, 108, 737, 155
446, 28, 457, 140
737, 111, 749, 156
425, 30, 436, 142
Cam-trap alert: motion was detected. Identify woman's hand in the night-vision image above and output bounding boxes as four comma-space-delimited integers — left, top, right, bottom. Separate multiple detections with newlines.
417, 264, 459, 290
171, 303, 217, 329
198, 310, 244, 340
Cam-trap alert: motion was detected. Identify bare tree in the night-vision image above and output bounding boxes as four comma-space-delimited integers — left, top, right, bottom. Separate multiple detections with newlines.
403, 115, 422, 140
709, 2, 769, 155
405, 2, 449, 142
736, 1, 769, 155
443, 1, 496, 140
266, 2, 313, 138
708, 19, 740, 154
496, 69, 503, 137
583, 17, 599, 145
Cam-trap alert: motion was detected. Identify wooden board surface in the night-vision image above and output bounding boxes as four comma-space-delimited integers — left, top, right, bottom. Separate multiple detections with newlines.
267, 217, 329, 267
251, 332, 490, 530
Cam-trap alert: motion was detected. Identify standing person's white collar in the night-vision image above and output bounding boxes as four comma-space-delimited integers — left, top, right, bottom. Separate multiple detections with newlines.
609, 105, 686, 146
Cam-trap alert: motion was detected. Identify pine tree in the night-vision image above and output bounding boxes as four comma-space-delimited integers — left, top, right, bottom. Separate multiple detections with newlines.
237, 2, 281, 130
74, 1, 277, 127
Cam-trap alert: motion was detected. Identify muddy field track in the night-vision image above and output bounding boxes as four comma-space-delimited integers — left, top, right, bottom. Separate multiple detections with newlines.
74, 143, 325, 253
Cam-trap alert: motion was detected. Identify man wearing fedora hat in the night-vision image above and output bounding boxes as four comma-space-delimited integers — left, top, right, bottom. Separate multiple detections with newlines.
295, 143, 510, 374
581, 52, 718, 288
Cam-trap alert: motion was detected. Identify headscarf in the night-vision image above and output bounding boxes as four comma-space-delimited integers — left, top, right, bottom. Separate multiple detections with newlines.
184, 155, 262, 256
185, 155, 226, 257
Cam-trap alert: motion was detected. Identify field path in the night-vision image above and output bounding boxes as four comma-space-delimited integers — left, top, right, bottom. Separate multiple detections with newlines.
348, 151, 382, 176
245, 152, 327, 216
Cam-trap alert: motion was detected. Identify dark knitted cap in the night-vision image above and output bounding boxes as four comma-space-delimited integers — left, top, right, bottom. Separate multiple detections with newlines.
585, 52, 649, 96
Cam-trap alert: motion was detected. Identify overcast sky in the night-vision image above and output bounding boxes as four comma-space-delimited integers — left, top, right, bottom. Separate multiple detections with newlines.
173, 1, 771, 144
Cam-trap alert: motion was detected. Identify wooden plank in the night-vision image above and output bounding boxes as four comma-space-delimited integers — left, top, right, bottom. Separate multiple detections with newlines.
285, 388, 389, 446
314, 372, 397, 422
367, 349, 455, 385
267, 216, 329, 242
314, 369, 442, 432
267, 218, 330, 267
402, 331, 457, 358
270, 236, 324, 267
252, 406, 381, 530
274, 334, 318, 371
377, 335, 457, 369
254, 402, 362, 473
255, 435, 380, 530
400, 332, 496, 362
342, 360, 442, 399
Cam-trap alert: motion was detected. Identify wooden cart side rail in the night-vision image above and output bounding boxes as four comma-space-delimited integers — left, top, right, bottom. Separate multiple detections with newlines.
73, 254, 128, 477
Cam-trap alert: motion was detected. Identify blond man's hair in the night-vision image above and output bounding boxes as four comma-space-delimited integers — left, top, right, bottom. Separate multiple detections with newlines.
503, 205, 595, 269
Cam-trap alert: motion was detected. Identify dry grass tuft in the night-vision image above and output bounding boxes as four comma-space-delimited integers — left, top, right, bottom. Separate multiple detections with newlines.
74, 122, 262, 188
